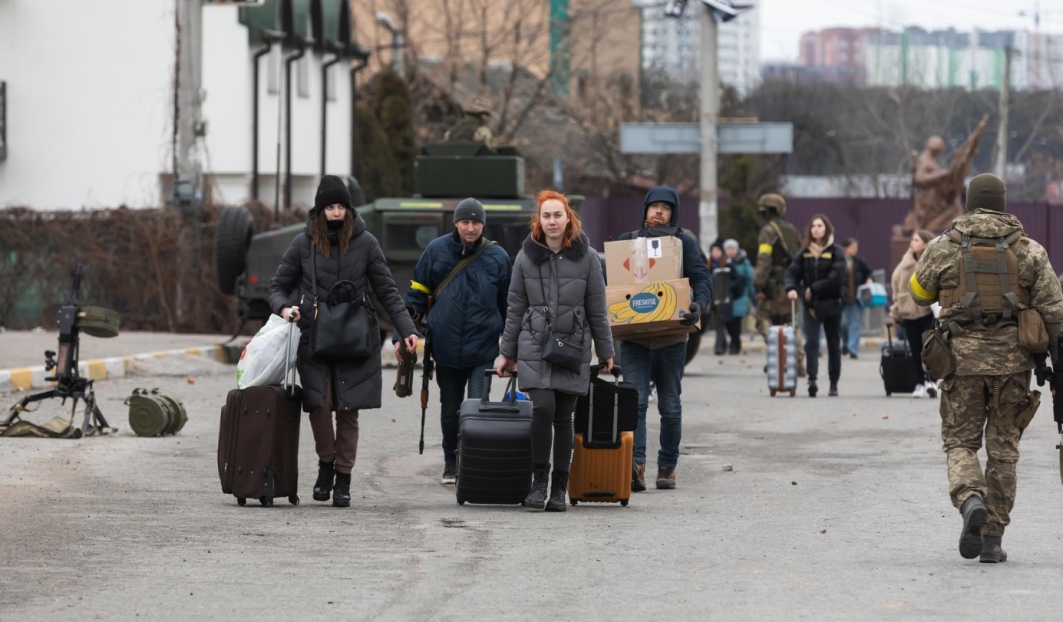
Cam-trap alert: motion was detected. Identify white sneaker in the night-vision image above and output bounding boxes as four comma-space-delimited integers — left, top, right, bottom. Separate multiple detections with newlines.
912, 384, 926, 398
648, 386, 657, 402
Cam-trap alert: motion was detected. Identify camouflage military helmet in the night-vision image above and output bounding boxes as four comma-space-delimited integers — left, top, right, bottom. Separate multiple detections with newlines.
464, 95, 494, 117
757, 193, 786, 215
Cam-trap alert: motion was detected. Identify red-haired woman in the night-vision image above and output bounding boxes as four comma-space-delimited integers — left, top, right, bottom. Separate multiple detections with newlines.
497, 191, 615, 512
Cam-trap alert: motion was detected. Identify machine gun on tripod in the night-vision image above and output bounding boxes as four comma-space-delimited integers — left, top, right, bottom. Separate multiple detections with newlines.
3, 264, 120, 438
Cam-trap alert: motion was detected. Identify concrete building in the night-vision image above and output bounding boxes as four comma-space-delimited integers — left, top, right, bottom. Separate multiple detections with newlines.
638, 0, 761, 94
0, 0, 364, 210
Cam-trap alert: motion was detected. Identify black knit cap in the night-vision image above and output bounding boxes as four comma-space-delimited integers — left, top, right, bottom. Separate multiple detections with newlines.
967, 173, 1007, 213
312, 175, 352, 215
454, 197, 486, 225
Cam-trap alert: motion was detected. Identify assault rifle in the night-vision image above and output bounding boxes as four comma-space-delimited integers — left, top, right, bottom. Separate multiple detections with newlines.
416, 297, 435, 455
1034, 333, 1063, 486
4, 264, 116, 437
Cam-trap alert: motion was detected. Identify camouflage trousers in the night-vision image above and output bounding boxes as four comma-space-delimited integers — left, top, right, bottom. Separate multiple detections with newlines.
940, 371, 1030, 537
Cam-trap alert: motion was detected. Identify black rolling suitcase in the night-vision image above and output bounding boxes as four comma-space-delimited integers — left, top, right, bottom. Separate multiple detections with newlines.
218, 318, 302, 507
881, 322, 917, 396
455, 371, 533, 506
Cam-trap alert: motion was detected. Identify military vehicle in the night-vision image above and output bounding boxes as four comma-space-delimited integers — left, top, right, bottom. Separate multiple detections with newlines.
215, 142, 705, 364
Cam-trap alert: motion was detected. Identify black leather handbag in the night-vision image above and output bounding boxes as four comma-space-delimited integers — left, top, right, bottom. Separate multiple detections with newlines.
309, 248, 376, 360
538, 264, 584, 374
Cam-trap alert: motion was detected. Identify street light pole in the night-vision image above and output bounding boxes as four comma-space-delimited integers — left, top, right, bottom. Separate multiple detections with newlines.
699, 5, 719, 252
376, 12, 404, 76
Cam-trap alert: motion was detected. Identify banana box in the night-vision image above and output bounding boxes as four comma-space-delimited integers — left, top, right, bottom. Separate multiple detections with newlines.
604, 237, 684, 286
606, 278, 698, 338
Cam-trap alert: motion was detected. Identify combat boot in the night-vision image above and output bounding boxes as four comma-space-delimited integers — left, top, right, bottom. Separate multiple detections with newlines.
524, 462, 549, 509
333, 472, 351, 508
980, 536, 1007, 563
545, 470, 569, 512
808, 380, 818, 398
313, 460, 335, 502
829, 381, 838, 397
959, 495, 987, 559
632, 462, 647, 493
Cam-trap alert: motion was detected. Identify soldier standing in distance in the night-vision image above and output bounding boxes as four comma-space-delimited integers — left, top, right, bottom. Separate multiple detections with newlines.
753, 193, 805, 374
444, 96, 495, 150
910, 173, 1063, 563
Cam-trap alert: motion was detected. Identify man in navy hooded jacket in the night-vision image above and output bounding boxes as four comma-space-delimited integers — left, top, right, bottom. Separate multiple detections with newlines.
618, 186, 712, 491
394, 198, 511, 485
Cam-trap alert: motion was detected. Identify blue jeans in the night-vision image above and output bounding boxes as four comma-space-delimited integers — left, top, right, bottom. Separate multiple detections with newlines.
802, 307, 842, 383
620, 340, 685, 467
436, 359, 495, 461
840, 303, 863, 354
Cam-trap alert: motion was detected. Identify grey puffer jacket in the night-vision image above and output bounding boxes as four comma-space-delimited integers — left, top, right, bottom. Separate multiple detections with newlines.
268, 212, 417, 413
500, 233, 615, 395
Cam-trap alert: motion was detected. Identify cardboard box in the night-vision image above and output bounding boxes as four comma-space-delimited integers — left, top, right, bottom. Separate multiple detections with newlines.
604, 237, 683, 286
606, 277, 698, 338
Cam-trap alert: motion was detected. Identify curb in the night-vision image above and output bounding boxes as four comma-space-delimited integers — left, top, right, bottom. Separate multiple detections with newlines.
0, 345, 229, 393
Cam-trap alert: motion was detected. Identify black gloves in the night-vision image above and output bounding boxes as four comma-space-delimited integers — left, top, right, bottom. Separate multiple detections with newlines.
680, 301, 704, 326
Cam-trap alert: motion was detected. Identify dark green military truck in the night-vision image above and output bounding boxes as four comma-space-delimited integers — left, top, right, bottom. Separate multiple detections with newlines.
215, 143, 580, 338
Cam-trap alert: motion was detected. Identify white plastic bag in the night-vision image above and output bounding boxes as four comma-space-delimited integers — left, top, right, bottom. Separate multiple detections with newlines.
236, 314, 300, 389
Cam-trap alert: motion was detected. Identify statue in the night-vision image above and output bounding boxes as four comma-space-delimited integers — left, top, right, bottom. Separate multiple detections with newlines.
904, 114, 990, 234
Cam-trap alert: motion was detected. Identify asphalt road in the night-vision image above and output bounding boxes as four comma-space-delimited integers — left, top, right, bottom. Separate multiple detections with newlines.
2, 335, 1063, 621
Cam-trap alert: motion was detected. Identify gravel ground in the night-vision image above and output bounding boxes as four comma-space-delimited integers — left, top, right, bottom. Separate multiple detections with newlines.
2, 339, 1062, 622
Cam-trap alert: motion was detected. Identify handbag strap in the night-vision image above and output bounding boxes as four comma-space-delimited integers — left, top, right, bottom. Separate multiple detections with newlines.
435, 240, 495, 299
310, 241, 319, 316
537, 261, 555, 329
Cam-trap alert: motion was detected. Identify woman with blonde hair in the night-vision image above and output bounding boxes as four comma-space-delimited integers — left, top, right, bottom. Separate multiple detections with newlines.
890, 229, 938, 398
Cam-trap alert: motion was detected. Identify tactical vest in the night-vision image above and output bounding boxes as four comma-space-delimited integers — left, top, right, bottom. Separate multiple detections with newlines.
938, 229, 1029, 330
445, 117, 483, 142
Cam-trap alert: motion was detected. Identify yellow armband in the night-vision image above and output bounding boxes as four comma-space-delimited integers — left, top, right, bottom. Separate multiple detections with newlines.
909, 273, 936, 303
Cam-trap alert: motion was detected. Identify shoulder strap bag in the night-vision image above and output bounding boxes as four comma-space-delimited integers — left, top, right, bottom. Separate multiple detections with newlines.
537, 261, 584, 374
309, 246, 376, 360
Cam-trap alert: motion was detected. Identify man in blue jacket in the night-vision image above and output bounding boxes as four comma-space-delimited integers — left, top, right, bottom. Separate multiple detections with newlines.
619, 186, 713, 491
394, 198, 511, 484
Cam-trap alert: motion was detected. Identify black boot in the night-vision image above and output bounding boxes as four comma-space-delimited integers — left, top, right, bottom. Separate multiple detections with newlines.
829, 381, 838, 397
808, 380, 818, 398
333, 472, 351, 508
545, 470, 569, 512
525, 462, 549, 509
959, 495, 987, 559
980, 535, 1007, 563
313, 460, 335, 502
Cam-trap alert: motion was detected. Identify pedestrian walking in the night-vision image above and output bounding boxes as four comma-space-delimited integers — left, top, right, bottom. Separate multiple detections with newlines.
753, 193, 805, 373
785, 214, 847, 397
394, 198, 511, 484
710, 238, 752, 355
496, 191, 615, 512
840, 238, 873, 359
617, 186, 713, 492
910, 173, 1063, 563
269, 175, 419, 508
890, 229, 938, 398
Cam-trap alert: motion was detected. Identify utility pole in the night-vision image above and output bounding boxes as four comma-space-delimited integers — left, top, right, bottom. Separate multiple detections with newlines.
173, 0, 204, 208
699, 5, 719, 251
994, 46, 1011, 180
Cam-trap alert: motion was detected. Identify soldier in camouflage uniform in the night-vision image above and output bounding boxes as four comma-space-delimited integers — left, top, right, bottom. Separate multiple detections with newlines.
753, 194, 805, 373
910, 173, 1063, 563
444, 96, 495, 150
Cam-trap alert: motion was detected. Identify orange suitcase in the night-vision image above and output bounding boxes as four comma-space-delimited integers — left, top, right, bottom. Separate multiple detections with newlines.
568, 365, 636, 507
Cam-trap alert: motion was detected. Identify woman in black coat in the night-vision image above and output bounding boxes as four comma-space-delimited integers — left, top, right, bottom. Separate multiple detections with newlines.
784, 214, 847, 398
269, 175, 418, 508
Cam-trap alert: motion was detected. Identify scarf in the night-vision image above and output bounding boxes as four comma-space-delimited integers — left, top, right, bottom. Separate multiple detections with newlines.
807, 235, 834, 259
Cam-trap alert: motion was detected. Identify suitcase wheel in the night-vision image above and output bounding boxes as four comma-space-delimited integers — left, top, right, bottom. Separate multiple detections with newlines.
288, 494, 300, 506
769, 389, 777, 397
456, 496, 465, 506
570, 499, 578, 506
886, 391, 891, 397
620, 499, 629, 507
259, 497, 274, 508
236, 497, 246, 507
789, 389, 796, 397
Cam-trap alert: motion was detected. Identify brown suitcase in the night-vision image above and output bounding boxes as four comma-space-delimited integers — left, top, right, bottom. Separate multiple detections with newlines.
217, 318, 302, 507
568, 365, 636, 507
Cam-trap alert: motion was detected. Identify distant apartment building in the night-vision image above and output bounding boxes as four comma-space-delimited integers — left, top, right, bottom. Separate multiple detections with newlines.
775, 25, 1063, 91
638, 0, 761, 94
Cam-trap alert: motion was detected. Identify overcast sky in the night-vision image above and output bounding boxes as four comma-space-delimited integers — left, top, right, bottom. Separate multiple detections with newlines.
758, 0, 1063, 61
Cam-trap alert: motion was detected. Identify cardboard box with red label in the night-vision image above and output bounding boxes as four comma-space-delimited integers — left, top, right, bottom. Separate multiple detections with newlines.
604, 237, 684, 286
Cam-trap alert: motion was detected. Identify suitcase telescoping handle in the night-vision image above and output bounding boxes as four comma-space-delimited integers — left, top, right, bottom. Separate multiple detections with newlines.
589, 364, 622, 379
884, 318, 910, 355
481, 370, 520, 412
791, 299, 796, 327
283, 314, 297, 398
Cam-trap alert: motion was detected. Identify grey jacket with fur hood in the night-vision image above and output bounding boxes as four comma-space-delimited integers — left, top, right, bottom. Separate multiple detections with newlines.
500, 233, 615, 394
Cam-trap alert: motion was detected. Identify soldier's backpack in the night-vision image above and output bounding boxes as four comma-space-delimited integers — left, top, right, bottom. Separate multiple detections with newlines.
938, 229, 1048, 352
